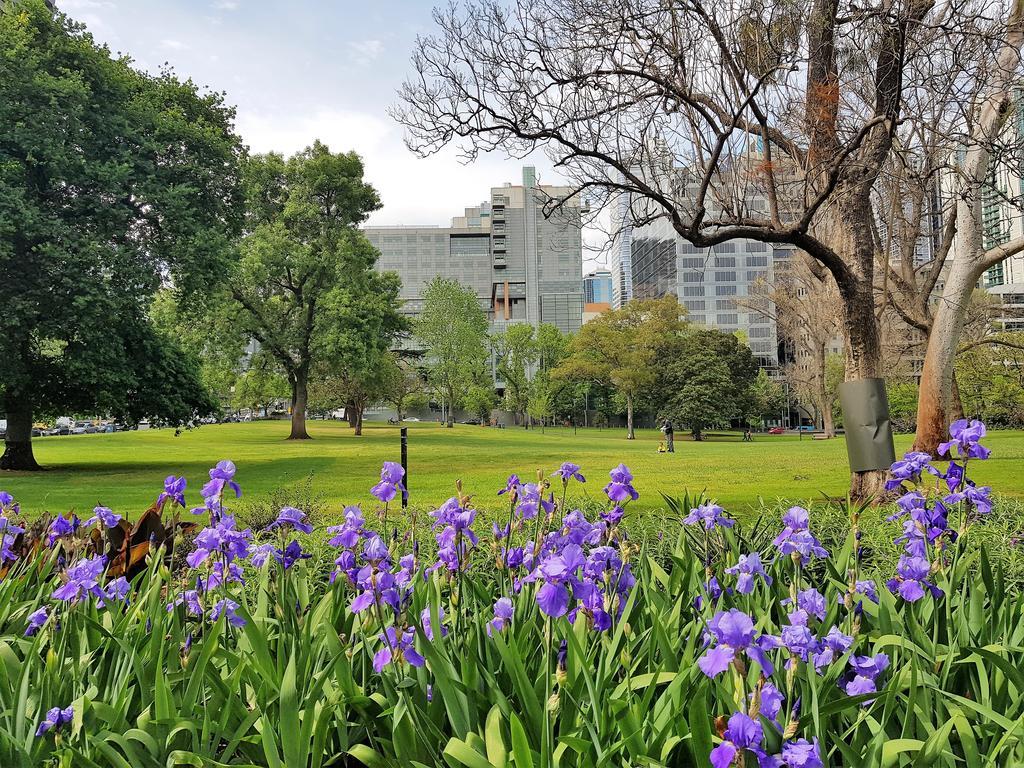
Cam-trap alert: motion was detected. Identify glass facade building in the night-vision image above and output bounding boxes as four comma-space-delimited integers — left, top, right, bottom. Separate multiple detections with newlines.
583, 270, 613, 304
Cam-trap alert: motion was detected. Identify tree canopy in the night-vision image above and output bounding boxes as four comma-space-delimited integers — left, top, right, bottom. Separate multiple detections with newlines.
228, 143, 401, 440
414, 278, 490, 427
0, 1, 245, 469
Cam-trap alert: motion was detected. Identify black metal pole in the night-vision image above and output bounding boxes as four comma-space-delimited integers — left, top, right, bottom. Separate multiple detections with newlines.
400, 427, 408, 509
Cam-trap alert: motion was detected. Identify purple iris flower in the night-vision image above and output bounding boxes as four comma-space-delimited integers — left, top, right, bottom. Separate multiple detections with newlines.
938, 419, 990, 460
683, 502, 735, 530
843, 653, 889, 699
497, 474, 521, 496
85, 506, 122, 529
709, 712, 765, 768
516, 483, 553, 520
200, 561, 245, 592
890, 491, 949, 547
487, 597, 514, 636
203, 460, 242, 500
533, 543, 585, 618
167, 589, 203, 616
0, 491, 18, 514
420, 606, 448, 641
157, 475, 187, 508
25, 607, 48, 637
601, 506, 625, 525
945, 461, 965, 493
781, 612, 819, 662
783, 587, 826, 621
725, 552, 772, 594
603, 464, 639, 504
886, 451, 939, 491
267, 506, 313, 535
945, 484, 993, 518
373, 626, 425, 673
773, 507, 828, 564
812, 626, 854, 670
350, 565, 398, 614
52, 555, 108, 602
47, 514, 81, 546
278, 539, 310, 569
209, 598, 246, 627
186, 520, 253, 569
102, 576, 130, 605
561, 510, 603, 546
0, 515, 25, 563
371, 461, 406, 503
781, 738, 824, 768
698, 608, 778, 678
327, 506, 365, 547
756, 682, 785, 727
886, 554, 941, 602
35, 705, 74, 737
554, 462, 586, 484
250, 543, 277, 567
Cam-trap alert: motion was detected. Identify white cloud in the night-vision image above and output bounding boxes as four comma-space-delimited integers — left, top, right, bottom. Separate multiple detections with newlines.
347, 39, 383, 67
160, 39, 188, 51
212, 0, 240, 10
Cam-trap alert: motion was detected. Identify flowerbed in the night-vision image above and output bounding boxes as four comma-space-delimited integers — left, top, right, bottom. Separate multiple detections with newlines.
0, 420, 1021, 767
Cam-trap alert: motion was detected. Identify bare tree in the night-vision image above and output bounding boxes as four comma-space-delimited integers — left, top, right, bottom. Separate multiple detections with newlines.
394, 0, 1007, 497
743, 253, 843, 435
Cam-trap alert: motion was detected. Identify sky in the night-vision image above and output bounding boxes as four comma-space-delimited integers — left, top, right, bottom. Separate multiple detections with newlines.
57, 0, 604, 271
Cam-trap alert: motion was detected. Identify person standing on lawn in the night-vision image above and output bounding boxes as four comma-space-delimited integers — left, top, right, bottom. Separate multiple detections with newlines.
662, 418, 675, 453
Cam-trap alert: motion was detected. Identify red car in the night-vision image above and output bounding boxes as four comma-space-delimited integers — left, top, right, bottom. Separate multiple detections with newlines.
767, 426, 785, 435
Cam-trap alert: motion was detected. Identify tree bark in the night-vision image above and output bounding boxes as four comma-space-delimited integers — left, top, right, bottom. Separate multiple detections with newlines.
1, 395, 40, 471
445, 386, 454, 428
353, 401, 365, 436
288, 373, 311, 440
625, 392, 635, 440
912, 260, 976, 454
950, 370, 965, 421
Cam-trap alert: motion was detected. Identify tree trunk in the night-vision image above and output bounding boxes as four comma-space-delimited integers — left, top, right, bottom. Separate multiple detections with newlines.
832, 198, 893, 501
445, 386, 454, 428
1, 395, 40, 471
950, 370, 965, 421
625, 393, 635, 439
354, 402, 364, 436
288, 374, 311, 440
822, 404, 835, 439
912, 259, 976, 454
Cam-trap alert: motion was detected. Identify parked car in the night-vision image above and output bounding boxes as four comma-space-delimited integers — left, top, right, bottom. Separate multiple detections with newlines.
797, 424, 816, 432
767, 426, 785, 435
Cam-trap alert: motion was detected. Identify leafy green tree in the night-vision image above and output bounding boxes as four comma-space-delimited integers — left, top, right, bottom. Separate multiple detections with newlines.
553, 297, 686, 439
414, 278, 489, 428
527, 376, 555, 432
379, 354, 427, 422
228, 143, 386, 440
492, 324, 537, 425
747, 369, 787, 429
955, 335, 1024, 427
660, 328, 760, 440
887, 380, 920, 434
0, 2, 244, 469
536, 323, 569, 373
232, 353, 290, 417
463, 384, 498, 424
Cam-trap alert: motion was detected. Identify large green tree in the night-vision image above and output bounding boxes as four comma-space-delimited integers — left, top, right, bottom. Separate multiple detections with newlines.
228, 143, 386, 440
553, 297, 686, 439
492, 324, 537, 426
414, 278, 489, 428
658, 328, 760, 440
0, 2, 244, 469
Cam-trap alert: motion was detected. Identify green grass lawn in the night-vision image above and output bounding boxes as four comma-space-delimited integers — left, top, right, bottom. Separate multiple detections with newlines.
3, 420, 1024, 518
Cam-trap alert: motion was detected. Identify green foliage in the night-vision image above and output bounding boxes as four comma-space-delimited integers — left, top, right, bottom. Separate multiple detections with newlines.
887, 380, 920, 434
747, 369, 787, 428
492, 324, 538, 422
463, 384, 498, 423
0, 1, 244, 466
232, 353, 291, 415
227, 143, 400, 438
956, 335, 1024, 428
659, 327, 760, 439
554, 297, 687, 437
414, 278, 490, 427
2, 474, 1024, 766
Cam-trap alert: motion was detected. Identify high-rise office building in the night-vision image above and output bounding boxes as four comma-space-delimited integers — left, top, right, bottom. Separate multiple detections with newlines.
609, 182, 634, 309
364, 166, 585, 335
583, 269, 613, 304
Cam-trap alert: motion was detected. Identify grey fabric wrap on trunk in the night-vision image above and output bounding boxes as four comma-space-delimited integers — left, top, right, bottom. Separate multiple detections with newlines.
838, 378, 896, 472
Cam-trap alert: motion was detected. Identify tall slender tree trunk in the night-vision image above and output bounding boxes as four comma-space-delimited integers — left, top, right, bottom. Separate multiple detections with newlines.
1, 393, 40, 471
913, 260, 976, 453
950, 370, 965, 421
625, 392, 635, 440
445, 385, 454, 428
353, 402, 364, 436
288, 373, 311, 440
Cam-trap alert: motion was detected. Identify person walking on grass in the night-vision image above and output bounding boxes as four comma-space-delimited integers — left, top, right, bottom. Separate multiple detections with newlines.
662, 418, 675, 453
